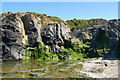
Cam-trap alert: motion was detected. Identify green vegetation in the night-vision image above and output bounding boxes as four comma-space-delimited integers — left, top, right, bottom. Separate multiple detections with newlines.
96, 48, 110, 57
41, 19, 45, 24
24, 17, 109, 61
67, 19, 89, 29
61, 39, 92, 59
25, 39, 28, 45
48, 22, 58, 25
67, 18, 105, 30
35, 13, 65, 24
37, 20, 41, 24
25, 42, 58, 61
48, 16, 65, 23
25, 39, 93, 61
35, 13, 42, 16
95, 29, 112, 57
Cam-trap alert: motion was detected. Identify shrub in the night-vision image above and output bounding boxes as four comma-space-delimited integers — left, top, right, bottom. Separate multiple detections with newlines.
37, 20, 41, 24
63, 39, 92, 59
25, 39, 28, 45
41, 19, 45, 24
96, 48, 110, 57
64, 40, 72, 48
49, 16, 65, 23
35, 13, 41, 16
61, 46, 83, 60
25, 42, 58, 61
25, 38, 94, 60
71, 40, 83, 53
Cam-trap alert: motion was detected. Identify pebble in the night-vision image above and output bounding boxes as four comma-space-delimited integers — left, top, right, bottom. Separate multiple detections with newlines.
29, 73, 44, 77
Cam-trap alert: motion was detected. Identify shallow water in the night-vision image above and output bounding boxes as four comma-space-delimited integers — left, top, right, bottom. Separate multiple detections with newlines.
0, 59, 86, 78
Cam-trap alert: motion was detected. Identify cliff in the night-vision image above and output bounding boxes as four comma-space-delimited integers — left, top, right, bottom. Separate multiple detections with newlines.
0, 12, 120, 61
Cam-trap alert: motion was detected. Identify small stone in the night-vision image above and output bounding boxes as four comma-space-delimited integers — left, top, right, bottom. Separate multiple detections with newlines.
78, 58, 81, 60
29, 73, 39, 77
29, 73, 45, 77
105, 63, 108, 66
52, 63, 57, 65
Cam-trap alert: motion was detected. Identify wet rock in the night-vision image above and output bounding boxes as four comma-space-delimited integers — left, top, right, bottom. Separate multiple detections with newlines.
57, 55, 63, 60
29, 73, 43, 77
66, 65, 69, 67
52, 63, 57, 65
59, 69, 69, 72
16, 70, 31, 73
31, 69, 42, 72
77, 58, 81, 60
67, 56, 72, 59
30, 68, 48, 73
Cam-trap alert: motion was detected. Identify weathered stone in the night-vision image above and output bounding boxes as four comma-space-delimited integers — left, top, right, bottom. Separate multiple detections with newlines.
41, 23, 70, 53
22, 13, 41, 47
1, 12, 119, 61
1, 13, 25, 61
29, 73, 45, 77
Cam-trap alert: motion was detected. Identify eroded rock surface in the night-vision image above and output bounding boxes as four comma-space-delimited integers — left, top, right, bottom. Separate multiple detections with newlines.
1, 12, 120, 61
1, 13, 26, 61
22, 13, 41, 47
41, 23, 70, 53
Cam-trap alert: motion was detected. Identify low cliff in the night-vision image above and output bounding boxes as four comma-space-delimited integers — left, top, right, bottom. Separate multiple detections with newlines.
1, 12, 120, 61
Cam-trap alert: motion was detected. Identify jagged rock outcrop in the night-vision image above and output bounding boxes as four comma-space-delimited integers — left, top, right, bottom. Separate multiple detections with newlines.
1, 13, 26, 61
0, 23, 2, 61
71, 19, 119, 59
1, 12, 70, 61
41, 22, 70, 53
91, 20, 119, 59
70, 27, 95, 42
22, 13, 41, 47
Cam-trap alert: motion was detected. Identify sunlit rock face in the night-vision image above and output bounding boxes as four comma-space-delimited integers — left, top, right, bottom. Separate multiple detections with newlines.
41, 23, 70, 53
1, 12, 120, 61
22, 13, 41, 47
1, 12, 70, 61
1, 13, 26, 61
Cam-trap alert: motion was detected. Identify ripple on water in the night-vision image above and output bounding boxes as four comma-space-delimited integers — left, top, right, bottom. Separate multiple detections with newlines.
1, 59, 85, 78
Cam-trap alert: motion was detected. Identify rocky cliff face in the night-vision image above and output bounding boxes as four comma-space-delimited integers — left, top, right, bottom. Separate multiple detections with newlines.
71, 19, 120, 59
41, 22, 70, 53
22, 13, 41, 47
0, 12, 120, 61
0, 12, 70, 61
1, 13, 26, 61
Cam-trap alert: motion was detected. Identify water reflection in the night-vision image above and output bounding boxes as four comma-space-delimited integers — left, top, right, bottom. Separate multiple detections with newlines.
1, 60, 84, 78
